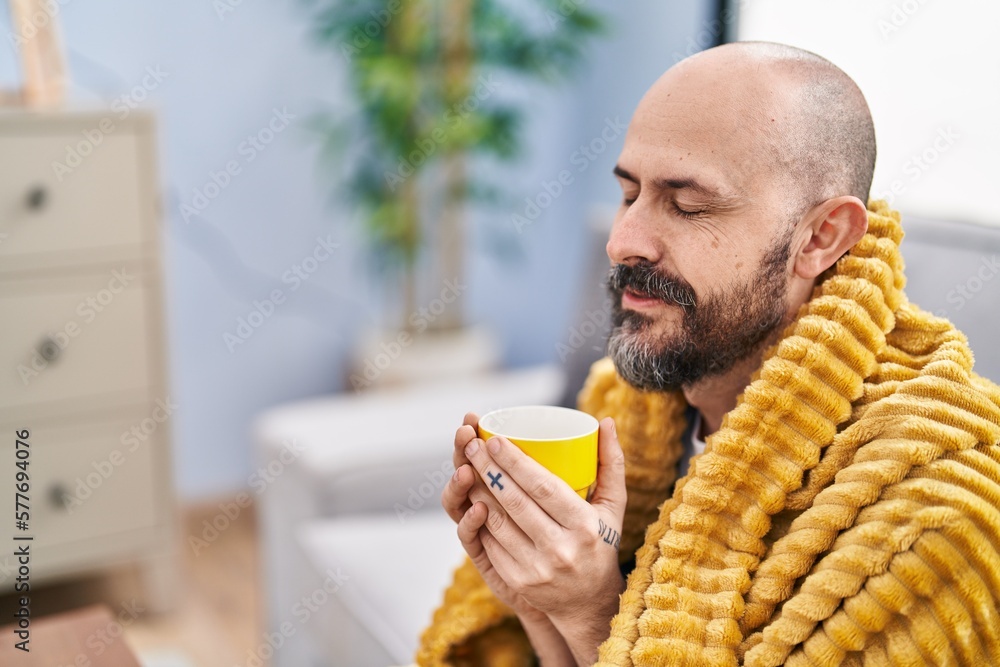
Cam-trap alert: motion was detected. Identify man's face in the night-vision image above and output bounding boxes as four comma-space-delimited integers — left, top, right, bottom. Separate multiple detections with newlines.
605, 58, 799, 392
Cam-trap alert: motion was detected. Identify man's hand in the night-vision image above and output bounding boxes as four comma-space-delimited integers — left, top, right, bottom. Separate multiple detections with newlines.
441, 412, 545, 619
461, 416, 628, 664
441, 412, 481, 527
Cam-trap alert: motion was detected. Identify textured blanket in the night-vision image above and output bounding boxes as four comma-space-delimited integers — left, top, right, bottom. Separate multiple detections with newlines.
415, 200, 1000, 666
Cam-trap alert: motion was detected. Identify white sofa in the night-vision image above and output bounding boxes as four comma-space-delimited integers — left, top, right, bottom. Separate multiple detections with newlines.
253, 365, 566, 667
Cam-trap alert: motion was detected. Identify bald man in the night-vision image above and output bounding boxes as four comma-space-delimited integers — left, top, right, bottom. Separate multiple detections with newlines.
419, 42, 1000, 666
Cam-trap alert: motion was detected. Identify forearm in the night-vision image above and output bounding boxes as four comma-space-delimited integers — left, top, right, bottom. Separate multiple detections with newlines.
549, 580, 623, 667
550, 612, 615, 667
518, 611, 577, 667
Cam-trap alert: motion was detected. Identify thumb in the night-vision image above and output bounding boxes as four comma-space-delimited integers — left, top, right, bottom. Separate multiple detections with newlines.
590, 417, 626, 515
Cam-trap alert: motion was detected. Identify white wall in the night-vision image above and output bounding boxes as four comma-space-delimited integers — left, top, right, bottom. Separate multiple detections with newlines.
737, 0, 1000, 227
3, 0, 714, 499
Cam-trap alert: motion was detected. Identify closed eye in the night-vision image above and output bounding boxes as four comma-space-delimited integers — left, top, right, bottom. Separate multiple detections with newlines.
672, 201, 707, 219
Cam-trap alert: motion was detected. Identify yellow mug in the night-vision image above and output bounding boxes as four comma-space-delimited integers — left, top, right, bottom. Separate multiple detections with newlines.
477, 405, 599, 499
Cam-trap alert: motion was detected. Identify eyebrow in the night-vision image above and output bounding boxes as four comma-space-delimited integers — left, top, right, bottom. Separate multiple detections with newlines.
612, 164, 738, 205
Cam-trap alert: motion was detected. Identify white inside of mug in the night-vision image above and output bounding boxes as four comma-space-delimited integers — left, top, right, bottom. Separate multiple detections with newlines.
479, 405, 598, 441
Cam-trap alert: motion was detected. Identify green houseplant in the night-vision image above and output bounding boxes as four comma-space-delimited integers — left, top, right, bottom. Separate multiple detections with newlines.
306, 0, 605, 385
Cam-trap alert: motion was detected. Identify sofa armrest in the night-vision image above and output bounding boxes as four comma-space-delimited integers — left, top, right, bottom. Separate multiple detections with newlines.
253, 364, 566, 516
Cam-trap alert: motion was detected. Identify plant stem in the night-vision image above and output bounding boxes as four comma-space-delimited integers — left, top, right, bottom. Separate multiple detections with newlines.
401, 171, 419, 331
392, 0, 423, 333
434, 0, 473, 332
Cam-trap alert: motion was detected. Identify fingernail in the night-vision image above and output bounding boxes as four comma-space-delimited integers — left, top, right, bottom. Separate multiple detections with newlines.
486, 437, 500, 455
453, 468, 461, 482
466, 439, 480, 456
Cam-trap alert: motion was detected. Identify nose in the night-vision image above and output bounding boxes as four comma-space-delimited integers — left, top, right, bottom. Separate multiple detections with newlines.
606, 204, 664, 267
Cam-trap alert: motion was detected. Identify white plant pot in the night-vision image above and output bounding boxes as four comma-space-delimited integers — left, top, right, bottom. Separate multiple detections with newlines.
347, 324, 501, 390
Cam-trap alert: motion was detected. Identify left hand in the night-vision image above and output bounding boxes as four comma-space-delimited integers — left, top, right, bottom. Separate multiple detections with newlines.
459, 416, 627, 630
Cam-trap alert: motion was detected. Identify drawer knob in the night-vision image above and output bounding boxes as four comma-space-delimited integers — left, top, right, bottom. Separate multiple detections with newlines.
26, 185, 48, 211
49, 483, 72, 510
38, 336, 61, 363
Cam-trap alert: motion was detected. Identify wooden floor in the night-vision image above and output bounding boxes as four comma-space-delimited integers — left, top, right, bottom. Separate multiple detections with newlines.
0, 500, 261, 666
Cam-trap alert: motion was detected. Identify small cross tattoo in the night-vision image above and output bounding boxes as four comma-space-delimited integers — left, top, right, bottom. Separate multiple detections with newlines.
487, 471, 504, 490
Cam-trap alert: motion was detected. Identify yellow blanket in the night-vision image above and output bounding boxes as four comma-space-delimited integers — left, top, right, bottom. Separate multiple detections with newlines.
415, 200, 1000, 666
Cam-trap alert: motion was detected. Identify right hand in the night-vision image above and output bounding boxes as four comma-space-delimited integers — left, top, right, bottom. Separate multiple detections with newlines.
441, 412, 546, 621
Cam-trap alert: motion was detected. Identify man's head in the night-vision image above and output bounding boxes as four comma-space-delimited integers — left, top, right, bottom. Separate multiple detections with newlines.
606, 41, 876, 392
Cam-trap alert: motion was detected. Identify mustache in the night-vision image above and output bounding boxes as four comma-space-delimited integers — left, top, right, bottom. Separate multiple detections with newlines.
607, 261, 697, 308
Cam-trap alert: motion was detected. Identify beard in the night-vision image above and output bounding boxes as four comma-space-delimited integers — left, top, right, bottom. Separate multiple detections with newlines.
606, 230, 793, 392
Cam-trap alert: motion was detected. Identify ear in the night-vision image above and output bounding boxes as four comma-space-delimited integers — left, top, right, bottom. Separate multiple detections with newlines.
793, 196, 869, 280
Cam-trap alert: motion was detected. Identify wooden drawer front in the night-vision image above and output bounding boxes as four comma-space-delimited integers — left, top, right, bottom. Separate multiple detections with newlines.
0, 270, 152, 412
0, 131, 147, 268
1, 416, 159, 549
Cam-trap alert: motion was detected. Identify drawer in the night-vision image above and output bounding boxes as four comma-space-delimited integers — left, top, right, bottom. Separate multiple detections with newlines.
0, 127, 150, 271
0, 415, 160, 550
0, 268, 154, 414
